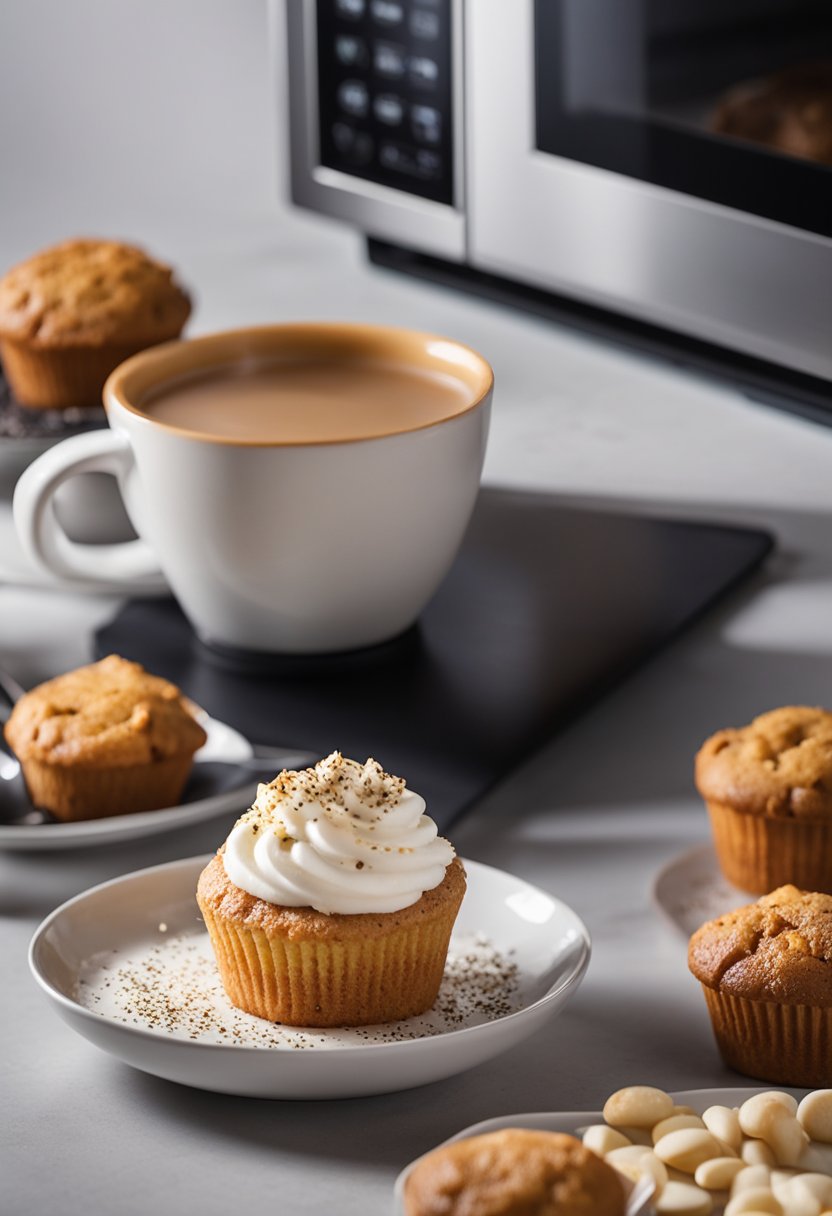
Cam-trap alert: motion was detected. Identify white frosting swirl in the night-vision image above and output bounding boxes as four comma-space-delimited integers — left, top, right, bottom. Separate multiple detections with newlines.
221, 752, 455, 915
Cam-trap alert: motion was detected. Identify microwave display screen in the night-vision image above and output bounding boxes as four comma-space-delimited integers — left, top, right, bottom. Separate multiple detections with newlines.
315, 0, 454, 206
535, 0, 832, 238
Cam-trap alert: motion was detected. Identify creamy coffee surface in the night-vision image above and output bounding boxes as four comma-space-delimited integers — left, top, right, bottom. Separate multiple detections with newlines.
141, 358, 472, 442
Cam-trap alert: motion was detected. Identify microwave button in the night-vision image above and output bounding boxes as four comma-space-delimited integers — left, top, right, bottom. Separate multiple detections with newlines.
379, 140, 441, 180
335, 0, 365, 18
373, 41, 406, 79
408, 55, 439, 88
337, 79, 370, 118
374, 94, 404, 126
415, 148, 441, 178
409, 9, 440, 40
334, 34, 369, 69
411, 103, 441, 144
370, 0, 403, 26
331, 122, 374, 165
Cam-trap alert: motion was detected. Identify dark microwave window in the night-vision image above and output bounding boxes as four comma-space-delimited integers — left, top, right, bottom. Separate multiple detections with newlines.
315, 0, 454, 207
535, 0, 832, 239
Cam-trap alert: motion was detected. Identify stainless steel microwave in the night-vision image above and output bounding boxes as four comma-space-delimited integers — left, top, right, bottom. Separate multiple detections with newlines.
284, 0, 832, 418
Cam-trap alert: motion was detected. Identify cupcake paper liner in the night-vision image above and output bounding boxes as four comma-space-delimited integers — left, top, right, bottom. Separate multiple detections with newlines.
701, 984, 832, 1087
706, 799, 832, 894
198, 872, 466, 1028
21, 755, 195, 821
0, 338, 147, 409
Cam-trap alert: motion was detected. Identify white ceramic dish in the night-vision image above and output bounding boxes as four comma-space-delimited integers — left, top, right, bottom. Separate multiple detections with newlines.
0, 712, 309, 851
652, 843, 750, 938
29, 856, 591, 1099
393, 1087, 807, 1215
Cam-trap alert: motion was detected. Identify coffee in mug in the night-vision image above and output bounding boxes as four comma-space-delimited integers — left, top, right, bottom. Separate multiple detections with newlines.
13, 324, 493, 653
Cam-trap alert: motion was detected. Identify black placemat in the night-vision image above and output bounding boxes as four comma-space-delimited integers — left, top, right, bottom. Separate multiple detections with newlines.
95, 489, 773, 828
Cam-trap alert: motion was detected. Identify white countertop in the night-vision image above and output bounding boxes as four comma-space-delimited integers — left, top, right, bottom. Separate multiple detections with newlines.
2, 3, 832, 1213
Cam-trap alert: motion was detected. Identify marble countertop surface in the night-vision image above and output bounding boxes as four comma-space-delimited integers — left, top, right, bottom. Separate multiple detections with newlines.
2, 3, 832, 1213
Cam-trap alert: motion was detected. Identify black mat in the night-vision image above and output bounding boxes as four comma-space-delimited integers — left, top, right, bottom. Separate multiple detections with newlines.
95, 489, 773, 828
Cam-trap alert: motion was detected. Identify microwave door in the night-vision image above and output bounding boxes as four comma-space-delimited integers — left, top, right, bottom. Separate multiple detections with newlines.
465, 0, 832, 382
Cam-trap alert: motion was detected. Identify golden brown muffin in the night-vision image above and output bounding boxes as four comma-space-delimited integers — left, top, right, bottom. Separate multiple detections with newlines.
402, 1129, 627, 1216
197, 852, 466, 1027
0, 238, 191, 408
4, 654, 206, 820
689, 885, 832, 1086
711, 61, 832, 167
695, 706, 832, 894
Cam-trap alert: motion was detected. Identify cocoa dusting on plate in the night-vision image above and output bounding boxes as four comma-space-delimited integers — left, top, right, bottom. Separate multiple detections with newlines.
76, 930, 520, 1048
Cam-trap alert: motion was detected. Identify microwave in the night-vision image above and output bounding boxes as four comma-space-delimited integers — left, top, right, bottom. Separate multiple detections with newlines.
284, 0, 832, 422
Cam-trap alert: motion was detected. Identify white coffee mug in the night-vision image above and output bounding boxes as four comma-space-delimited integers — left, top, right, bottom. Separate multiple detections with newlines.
14, 323, 493, 653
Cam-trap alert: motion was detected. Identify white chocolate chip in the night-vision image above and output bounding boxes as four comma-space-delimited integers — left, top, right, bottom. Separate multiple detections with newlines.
799, 1094, 832, 1146
582, 1125, 632, 1155
653, 1117, 708, 1144
733, 1166, 773, 1195
739, 1096, 808, 1166
743, 1141, 778, 1168
603, 1086, 675, 1129
605, 1145, 668, 1194
655, 1180, 714, 1215
800, 1143, 832, 1176
618, 1126, 654, 1147
694, 1157, 746, 1190
703, 1106, 743, 1152
724, 1189, 782, 1215
655, 1129, 726, 1174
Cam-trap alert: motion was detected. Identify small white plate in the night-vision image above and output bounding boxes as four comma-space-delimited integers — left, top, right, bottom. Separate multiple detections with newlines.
0, 713, 308, 851
653, 843, 751, 938
29, 856, 591, 1099
393, 1087, 807, 1215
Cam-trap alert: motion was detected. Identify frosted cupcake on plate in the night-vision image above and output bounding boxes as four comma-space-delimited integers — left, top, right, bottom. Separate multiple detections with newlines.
197, 752, 466, 1027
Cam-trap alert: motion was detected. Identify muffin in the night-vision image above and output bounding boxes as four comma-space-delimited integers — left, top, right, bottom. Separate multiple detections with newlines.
4, 654, 206, 821
689, 885, 832, 1086
711, 61, 832, 167
695, 706, 832, 894
0, 238, 191, 408
196, 752, 466, 1027
402, 1129, 628, 1216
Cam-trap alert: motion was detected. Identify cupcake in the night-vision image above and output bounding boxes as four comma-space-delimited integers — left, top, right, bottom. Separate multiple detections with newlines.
0, 238, 191, 408
4, 654, 206, 820
402, 1129, 628, 1216
196, 752, 466, 1027
689, 884, 832, 1086
695, 706, 832, 894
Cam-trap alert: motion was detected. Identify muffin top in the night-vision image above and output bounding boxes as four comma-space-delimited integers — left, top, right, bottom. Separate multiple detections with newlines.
688, 885, 832, 1007
403, 1129, 627, 1216
0, 238, 191, 348
4, 655, 206, 768
711, 61, 832, 167
695, 706, 832, 819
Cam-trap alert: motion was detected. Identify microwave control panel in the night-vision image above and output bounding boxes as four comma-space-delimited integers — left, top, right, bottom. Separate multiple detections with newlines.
315, 0, 454, 206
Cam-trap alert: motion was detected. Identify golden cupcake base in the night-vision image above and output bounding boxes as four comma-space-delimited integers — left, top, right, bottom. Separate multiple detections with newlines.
1, 337, 148, 409
21, 755, 195, 821
701, 984, 832, 1087
197, 854, 467, 1028
706, 799, 832, 894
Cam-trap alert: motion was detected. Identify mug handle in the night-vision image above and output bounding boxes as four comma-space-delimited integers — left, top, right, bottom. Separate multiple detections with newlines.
13, 429, 164, 591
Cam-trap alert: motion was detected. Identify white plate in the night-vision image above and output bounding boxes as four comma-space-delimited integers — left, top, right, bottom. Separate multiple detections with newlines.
653, 843, 751, 938
0, 713, 308, 851
29, 856, 591, 1099
393, 1087, 808, 1216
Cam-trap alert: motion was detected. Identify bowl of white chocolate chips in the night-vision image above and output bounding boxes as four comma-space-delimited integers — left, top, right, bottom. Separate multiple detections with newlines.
584, 1085, 832, 1216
